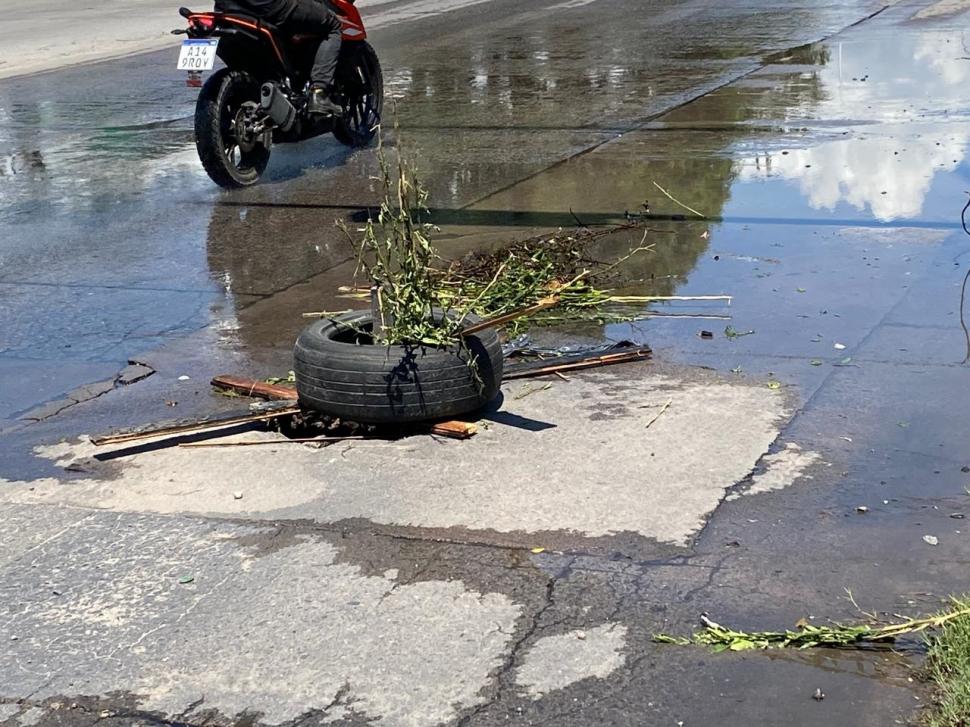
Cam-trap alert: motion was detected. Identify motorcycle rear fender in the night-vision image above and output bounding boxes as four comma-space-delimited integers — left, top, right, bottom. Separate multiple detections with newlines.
332, 0, 367, 40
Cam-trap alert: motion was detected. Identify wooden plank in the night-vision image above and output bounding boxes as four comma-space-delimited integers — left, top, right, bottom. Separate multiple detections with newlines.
211, 375, 298, 401
91, 406, 302, 447
429, 421, 478, 439
504, 348, 651, 380
179, 436, 371, 448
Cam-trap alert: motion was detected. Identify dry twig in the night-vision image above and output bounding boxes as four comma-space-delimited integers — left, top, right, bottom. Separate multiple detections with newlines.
653, 181, 707, 218
644, 399, 673, 429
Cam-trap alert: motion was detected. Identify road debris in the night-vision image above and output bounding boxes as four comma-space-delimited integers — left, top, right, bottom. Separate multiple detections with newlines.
652, 180, 706, 218
924, 535, 940, 546
514, 383, 553, 400
504, 345, 651, 380
724, 325, 755, 339
654, 602, 970, 651
91, 405, 302, 447
179, 436, 372, 449
645, 399, 673, 430
215, 376, 478, 440
461, 297, 562, 336
94, 373, 482, 451
429, 421, 478, 439
813, 688, 825, 701
211, 375, 298, 401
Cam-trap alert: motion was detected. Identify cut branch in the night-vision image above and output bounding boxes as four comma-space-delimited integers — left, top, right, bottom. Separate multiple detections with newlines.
461, 296, 562, 336
91, 406, 301, 447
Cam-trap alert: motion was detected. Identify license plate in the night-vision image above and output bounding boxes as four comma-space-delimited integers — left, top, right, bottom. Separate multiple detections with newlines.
177, 39, 218, 71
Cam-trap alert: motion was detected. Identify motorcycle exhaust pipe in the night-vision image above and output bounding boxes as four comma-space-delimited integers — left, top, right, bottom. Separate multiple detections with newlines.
260, 83, 296, 132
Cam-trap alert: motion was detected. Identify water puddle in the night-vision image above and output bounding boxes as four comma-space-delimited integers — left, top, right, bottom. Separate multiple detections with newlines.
0, 0, 955, 420
423, 6, 970, 373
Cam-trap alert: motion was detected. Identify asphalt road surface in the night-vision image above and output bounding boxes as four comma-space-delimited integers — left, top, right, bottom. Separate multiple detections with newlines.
3, 1, 970, 726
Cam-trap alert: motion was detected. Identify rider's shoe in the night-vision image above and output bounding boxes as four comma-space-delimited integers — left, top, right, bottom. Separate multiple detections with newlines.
307, 85, 343, 117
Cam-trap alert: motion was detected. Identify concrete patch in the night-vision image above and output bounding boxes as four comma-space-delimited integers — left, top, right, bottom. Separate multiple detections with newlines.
0, 514, 520, 726
515, 623, 627, 699
729, 443, 823, 500
0, 371, 790, 545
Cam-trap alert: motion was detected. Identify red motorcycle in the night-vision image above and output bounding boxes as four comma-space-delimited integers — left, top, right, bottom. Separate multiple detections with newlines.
175, 2, 383, 188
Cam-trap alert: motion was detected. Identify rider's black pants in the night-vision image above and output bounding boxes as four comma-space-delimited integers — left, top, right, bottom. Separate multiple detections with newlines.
276, 0, 342, 88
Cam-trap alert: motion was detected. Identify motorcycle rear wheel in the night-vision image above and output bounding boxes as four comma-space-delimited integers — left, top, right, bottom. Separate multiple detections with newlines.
333, 42, 384, 148
195, 69, 270, 188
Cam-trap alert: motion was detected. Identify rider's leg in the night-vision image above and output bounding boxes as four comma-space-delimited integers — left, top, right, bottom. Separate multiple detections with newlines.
281, 0, 343, 115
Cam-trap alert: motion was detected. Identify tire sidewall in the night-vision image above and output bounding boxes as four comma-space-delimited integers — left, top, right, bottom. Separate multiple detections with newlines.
294, 311, 503, 424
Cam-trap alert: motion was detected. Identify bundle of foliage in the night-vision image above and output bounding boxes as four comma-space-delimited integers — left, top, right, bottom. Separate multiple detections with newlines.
349, 139, 460, 347
344, 143, 656, 345
653, 600, 970, 652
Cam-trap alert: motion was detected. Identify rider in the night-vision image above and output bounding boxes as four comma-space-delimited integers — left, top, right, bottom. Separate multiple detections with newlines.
214, 0, 343, 116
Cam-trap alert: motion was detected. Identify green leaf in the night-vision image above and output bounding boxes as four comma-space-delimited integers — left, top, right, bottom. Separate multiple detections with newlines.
725, 325, 756, 339
729, 639, 757, 651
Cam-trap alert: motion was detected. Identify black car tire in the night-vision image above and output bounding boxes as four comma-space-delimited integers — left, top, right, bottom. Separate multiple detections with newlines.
294, 311, 503, 424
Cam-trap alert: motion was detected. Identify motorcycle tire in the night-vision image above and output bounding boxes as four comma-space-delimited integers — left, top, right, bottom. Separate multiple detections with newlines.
195, 68, 271, 188
333, 41, 384, 148
293, 310, 503, 424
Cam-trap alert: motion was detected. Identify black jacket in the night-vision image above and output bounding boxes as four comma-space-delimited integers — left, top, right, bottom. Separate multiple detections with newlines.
215, 0, 296, 20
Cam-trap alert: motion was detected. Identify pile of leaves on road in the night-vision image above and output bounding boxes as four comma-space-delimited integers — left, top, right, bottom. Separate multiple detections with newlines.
333, 138, 657, 346
653, 599, 970, 652
654, 596, 970, 724
437, 227, 656, 336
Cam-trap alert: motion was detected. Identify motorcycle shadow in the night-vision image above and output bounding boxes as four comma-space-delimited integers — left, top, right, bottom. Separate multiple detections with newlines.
241, 135, 360, 188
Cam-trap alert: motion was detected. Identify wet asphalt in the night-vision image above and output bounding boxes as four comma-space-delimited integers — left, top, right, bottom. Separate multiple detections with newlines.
3, 0, 970, 725
0, 0, 891, 424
